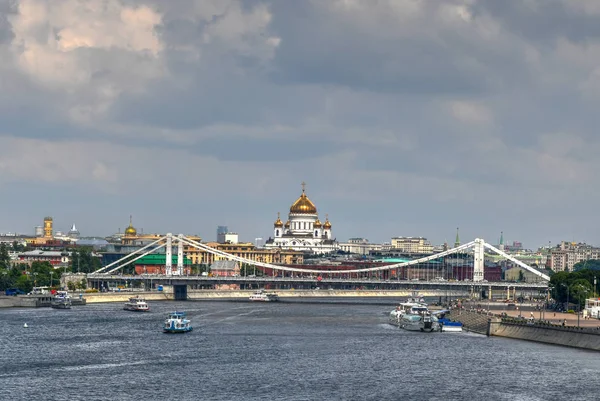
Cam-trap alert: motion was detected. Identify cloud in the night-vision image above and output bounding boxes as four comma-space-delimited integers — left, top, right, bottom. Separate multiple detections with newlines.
1, 0, 600, 248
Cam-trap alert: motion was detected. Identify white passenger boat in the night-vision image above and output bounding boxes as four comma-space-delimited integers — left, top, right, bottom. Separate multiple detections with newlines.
123, 296, 149, 312
163, 312, 193, 333
249, 290, 279, 302
389, 303, 440, 332
51, 291, 72, 309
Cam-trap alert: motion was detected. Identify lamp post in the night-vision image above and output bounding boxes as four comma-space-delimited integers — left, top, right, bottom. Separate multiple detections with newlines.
50, 271, 53, 288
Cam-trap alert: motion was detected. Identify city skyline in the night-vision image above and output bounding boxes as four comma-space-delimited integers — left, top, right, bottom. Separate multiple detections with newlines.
1, 1, 599, 248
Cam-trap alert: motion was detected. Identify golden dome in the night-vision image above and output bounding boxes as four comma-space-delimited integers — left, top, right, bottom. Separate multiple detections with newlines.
285, 220, 290, 228
289, 182, 317, 214
274, 212, 284, 228
323, 215, 332, 229
313, 219, 322, 228
124, 215, 137, 236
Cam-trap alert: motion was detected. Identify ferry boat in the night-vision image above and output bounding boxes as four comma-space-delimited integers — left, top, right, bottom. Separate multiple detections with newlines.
51, 291, 72, 309
163, 312, 193, 333
249, 290, 279, 302
123, 296, 149, 312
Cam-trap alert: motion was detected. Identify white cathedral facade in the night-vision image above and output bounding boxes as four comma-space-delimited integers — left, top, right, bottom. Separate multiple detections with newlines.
264, 183, 339, 254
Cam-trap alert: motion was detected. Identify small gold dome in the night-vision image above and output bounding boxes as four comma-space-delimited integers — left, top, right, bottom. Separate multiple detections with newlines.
289, 182, 317, 214
285, 220, 290, 228
125, 215, 137, 236
323, 215, 332, 229
313, 219, 322, 228
274, 212, 283, 228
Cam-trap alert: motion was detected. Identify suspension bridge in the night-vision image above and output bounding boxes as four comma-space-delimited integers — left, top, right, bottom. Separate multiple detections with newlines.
84, 234, 549, 299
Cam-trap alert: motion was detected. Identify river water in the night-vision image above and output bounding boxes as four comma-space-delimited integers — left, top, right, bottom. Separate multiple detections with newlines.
0, 299, 598, 401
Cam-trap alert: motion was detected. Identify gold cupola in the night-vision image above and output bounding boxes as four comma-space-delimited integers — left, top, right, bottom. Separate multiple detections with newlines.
313, 218, 322, 228
323, 214, 332, 229
284, 220, 290, 228
274, 212, 284, 228
124, 215, 137, 236
289, 182, 317, 214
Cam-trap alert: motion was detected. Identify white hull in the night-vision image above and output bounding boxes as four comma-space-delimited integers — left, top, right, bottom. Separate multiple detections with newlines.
441, 325, 463, 332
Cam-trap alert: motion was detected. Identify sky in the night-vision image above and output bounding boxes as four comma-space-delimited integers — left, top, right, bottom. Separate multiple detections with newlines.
0, 0, 599, 249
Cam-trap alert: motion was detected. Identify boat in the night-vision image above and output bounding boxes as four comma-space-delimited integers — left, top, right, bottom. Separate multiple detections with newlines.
163, 312, 193, 333
123, 296, 149, 312
51, 291, 72, 309
431, 309, 463, 332
389, 303, 440, 332
249, 289, 279, 302
437, 318, 463, 332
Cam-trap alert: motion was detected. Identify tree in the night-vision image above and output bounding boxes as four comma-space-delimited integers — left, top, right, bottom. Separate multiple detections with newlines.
0, 243, 10, 269
518, 270, 525, 282
70, 247, 102, 273
570, 279, 592, 308
574, 259, 600, 271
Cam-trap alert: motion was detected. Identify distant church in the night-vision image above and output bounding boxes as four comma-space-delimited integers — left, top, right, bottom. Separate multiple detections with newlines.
264, 183, 338, 254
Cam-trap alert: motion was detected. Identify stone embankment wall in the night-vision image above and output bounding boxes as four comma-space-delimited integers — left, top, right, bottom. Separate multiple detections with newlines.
450, 310, 491, 335
84, 292, 173, 304
489, 318, 600, 351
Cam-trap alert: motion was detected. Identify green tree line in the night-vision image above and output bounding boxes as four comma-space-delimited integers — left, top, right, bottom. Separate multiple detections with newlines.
550, 268, 599, 307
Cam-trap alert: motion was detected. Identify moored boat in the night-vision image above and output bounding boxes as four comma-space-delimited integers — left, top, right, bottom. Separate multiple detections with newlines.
389, 303, 440, 332
438, 318, 463, 332
163, 312, 193, 333
51, 291, 72, 309
249, 290, 279, 302
123, 296, 149, 312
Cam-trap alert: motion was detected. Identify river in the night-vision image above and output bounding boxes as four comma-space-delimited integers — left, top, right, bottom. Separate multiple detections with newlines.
0, 299, 598, 400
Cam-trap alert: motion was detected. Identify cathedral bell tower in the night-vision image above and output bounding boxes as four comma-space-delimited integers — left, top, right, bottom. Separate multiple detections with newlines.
273, 212, 284, 238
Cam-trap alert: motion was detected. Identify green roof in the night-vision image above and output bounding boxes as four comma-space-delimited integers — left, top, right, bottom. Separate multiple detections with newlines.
135, 254, 192, 265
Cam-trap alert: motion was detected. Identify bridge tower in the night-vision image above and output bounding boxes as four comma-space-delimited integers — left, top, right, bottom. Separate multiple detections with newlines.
177, 234, 184, 275
473, 238, 484, 282
166, 233, 173, 276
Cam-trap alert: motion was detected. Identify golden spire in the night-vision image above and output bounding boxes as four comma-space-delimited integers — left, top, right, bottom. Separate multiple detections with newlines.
323, 213, 332, 229
274, 212, 284, 227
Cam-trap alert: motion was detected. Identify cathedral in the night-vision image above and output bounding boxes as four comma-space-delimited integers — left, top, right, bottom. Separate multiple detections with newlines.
264, 183, 339, 254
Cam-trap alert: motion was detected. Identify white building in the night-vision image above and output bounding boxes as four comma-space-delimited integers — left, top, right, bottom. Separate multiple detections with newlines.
390, 237, 433, 254
549, 242, 600, 272
217, 232, 239, 244
264, 183, 339, 254
339, 238, 382, 255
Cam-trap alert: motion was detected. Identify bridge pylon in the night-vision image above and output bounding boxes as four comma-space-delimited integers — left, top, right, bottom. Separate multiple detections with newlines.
473, 238, 485, 282
165, 233, 173, 276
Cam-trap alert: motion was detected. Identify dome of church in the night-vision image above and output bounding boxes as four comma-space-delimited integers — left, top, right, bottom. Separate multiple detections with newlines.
323, 217, 332, 229
274, 212, 284, 227
313, 219, 322, 228
285, 220, 290, 228
289, 184, 317, 214
125, 215, 137, 236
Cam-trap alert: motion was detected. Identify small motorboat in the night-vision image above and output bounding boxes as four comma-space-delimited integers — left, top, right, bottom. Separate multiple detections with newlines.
438, 318, 463, 332
163, 312, 193, 334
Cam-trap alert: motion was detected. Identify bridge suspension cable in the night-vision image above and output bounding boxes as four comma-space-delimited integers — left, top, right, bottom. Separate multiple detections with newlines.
92, 234, 548, 282
93, 235, 167, 274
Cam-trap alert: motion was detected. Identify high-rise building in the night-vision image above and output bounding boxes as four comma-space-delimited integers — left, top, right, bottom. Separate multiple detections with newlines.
217, 226, 228, 241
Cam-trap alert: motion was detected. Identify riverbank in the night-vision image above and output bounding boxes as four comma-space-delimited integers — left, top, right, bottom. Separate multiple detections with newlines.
1, 289, 469, 307
451, 309, 600, 351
